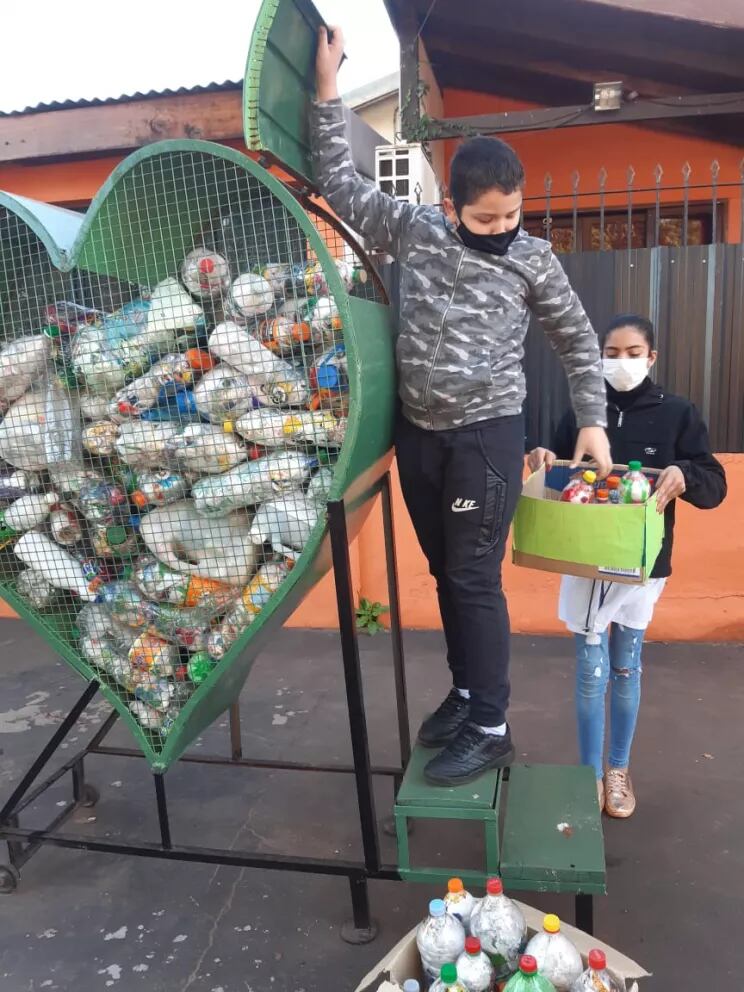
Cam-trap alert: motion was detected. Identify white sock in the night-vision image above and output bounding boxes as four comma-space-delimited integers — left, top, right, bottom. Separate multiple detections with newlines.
478, 723, 507, 736
455, 687, 470, 700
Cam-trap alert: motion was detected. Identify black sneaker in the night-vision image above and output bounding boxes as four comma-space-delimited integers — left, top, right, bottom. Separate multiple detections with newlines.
424, 722, 515, 786
417, 688, 470, 748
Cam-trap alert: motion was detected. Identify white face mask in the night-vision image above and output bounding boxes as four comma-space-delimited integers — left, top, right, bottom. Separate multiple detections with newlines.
602, 357, 650, 392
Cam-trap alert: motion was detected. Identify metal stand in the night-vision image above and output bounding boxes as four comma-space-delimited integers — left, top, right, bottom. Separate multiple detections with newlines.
0, 472, 409, 943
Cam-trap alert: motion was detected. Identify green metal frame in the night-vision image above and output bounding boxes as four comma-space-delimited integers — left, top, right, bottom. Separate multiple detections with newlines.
244, 0, 325, 186
0, 139, 394, 771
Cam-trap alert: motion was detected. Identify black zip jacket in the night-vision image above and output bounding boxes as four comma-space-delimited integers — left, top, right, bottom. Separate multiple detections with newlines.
551, 378, 727, 577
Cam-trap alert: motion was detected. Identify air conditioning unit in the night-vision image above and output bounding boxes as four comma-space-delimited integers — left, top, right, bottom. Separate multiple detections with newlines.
375, 144, 440, 206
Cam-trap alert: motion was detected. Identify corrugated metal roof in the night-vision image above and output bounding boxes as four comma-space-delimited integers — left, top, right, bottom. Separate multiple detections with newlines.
0, 80, 243, 118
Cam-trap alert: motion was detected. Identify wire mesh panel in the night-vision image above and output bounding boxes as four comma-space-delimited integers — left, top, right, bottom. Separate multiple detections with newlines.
0, 141, 394, 769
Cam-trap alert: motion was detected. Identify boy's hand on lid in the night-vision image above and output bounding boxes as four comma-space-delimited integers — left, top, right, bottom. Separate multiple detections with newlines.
654, 465, 686, 513
316, 26, 345, 101
527, 448, 556, 474
571, 427, 612, 479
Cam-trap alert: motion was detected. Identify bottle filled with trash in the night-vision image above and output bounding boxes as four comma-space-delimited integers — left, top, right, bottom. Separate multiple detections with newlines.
430, 963, 467, 992
469, 878, 527, 981
569, 949, 622, 992
455, 936, 495, 992
503, 955, 556, 992
444, 877, 476, 932
524, 916, 583, 992
416, 899, 466, 989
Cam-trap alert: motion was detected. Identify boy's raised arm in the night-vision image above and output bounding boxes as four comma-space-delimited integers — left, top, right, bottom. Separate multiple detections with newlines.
528, 249, 612, 475
311, 26, 415, 257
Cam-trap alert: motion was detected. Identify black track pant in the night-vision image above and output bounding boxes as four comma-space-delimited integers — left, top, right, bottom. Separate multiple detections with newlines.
395, 414, 525, 727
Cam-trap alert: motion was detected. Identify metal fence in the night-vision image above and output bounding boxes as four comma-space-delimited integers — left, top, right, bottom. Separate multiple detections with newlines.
522, 159, 744, 250
524, 244, 744, 453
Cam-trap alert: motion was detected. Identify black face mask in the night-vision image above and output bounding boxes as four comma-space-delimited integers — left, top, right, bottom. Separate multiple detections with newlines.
456, 220, 520, 256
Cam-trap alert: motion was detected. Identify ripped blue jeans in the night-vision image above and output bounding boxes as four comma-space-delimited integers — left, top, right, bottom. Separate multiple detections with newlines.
575, 624, 644, 779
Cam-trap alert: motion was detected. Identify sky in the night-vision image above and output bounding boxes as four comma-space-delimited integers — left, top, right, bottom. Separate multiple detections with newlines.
0, 0, 400, 113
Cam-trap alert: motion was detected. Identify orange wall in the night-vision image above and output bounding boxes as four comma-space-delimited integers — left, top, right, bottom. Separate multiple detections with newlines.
288, 454, 744, 643
441, 89, 743, 242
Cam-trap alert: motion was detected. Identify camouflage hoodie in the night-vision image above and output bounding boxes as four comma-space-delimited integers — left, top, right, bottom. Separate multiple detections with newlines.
311, 99, 607, 432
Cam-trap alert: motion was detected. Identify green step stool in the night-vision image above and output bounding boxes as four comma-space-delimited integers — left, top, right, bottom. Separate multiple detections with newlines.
393, 749, 605, 933
394, 742, 503, 887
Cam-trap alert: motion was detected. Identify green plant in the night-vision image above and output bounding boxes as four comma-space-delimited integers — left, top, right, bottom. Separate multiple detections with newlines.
355, 596, 390, 635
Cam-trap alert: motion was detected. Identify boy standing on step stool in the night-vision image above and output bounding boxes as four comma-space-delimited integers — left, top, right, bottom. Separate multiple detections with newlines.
313, 27, 612, 786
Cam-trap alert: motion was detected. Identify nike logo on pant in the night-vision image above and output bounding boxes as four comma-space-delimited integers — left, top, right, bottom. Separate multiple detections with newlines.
451, 498, 479, 512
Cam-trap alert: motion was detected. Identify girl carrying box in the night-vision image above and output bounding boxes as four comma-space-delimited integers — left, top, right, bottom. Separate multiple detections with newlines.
528, 313, 726, 817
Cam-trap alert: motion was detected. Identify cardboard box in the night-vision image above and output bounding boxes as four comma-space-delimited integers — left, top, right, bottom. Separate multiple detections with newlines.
355, 901, 650, 992
512, 462, 664, 586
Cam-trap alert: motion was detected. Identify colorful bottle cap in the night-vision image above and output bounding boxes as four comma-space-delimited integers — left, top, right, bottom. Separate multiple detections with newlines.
486, 877, 503, 895
519, 955, 538, 975
597, 488, 609, 500
131, 490, 148, 508
607, 475, 620, 488
198, 257, 216, 274
543, 913, 561, 934
105, 525, 129, 547
465, 936, 481, 955
628, 460, 642, 471
582, 470, 597, 484
315, 364, 340, 390
187, 652, 215, 685
223, 420, 234, 434
447, 877, 464, 894
185, 348, 215, 372
429, 898, 446, 917
42, 324, 61, 338
440, 964, 457, 985
588, 949, 607, 970
129, 514, 141, 530
402, 982, 420, 992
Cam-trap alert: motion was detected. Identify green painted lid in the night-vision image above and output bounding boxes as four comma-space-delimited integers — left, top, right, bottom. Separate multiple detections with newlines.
244, 0, 326, 186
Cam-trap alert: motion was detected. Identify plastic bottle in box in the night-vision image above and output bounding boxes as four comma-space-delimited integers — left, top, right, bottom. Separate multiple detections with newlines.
416, 898, 466, 988
606, 476, 621, 503
503, 955, 556, 991
108, 352, 201, 420
524, 916, 583, 992
469, 878, 527, 980
620, 461, 651, 504
569, 949, 623, 992
560, 471, 597, 504
258, 315, 312, 354
455, 937, 495, 991
444, 878, 476, 932
0, 468, 40, 503
430, 963, 467, 992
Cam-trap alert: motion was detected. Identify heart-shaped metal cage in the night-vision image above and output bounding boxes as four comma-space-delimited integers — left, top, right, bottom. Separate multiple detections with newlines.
0, 141, 394, 769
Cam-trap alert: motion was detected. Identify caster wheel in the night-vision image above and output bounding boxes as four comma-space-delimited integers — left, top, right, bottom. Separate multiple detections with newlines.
80, 785, 100, 808
0, 864, 20, 894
